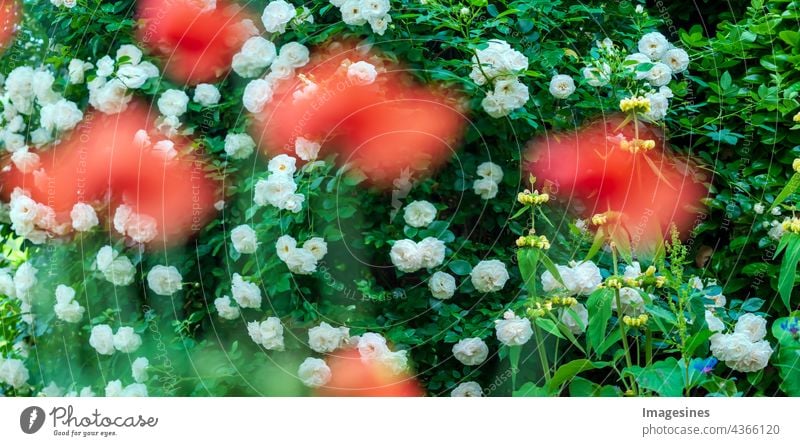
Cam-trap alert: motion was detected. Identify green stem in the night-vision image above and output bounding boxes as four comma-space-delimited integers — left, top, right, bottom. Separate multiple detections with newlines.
615, 288, 637, 395
645, 327, 653, 366
533, 323, 551, 384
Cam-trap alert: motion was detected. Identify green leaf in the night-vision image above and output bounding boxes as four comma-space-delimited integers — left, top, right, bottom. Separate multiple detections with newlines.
547, 359, 608, 393
629, 357, 686, 397
774, 347, 800, 396
770, 172, 800, 212
586, 288, 614, 355
535, 317, 565, 340
771, 314, 800, 347
585, 227, 605, 261
513, 382, 549, 397
776, 234, 800, 311
448, 260, 472, 276
517, 249, 540, 294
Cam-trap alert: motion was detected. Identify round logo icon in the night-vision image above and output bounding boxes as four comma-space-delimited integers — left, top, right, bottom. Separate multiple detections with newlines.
20, 406, 45, 434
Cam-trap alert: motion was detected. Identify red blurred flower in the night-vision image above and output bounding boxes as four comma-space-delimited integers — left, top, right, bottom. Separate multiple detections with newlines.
315, 348, 424, 397
2, 102, 218, 247
0, 0, 20, 53
527, 116, 707, 249
251, 40, 466, 188
137, 0, 252, 84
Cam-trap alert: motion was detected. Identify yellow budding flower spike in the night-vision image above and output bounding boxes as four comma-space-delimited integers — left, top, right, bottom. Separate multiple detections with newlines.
619, 96, 651, 114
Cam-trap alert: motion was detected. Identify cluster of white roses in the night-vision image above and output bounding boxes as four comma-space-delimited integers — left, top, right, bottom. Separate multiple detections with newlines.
95, 245, 136, 287
89, 324, 143, 355
276, 234, 328, 275
1, 65, 83, 172
389, 237, 446, 273
541, 260, 603, 296
298, 329, 408, 388
214, 273, 262, 320
88, 45, 159, 115
331, 0, 392, 35
472, 161, 503, 200
247, 317, 285, 350
0, 262, 38, 326
542, 260, 645, 335
254, 154, 305, 212
471, 40, 530, 118
710, 313, 773, 373
576, 31, 689, 121
241, 41, 311, 113
6, 186, 103, 245
113, 204, 159, 244
53, 284, 85, 323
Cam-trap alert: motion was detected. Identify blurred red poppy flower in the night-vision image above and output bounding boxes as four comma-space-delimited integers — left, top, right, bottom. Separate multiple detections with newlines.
137, 0, 252, 84
315, 348, 424, 397
251, 40, 467, 188
2, 103, 218, 246
0, 0, 20, 53
527, 116, 707, 250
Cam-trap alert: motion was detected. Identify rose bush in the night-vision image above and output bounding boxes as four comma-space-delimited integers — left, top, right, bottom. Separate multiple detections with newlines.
0, 0, 798, 397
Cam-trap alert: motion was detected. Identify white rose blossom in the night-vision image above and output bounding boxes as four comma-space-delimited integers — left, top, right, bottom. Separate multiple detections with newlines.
428, 271, 456, 300
452, 337, 489, 366
559, 303, 589, 335
146, 265, 183, 296
89, 324, 115, 355
347, 61, 378, 85
132, 357, 149, 383
261, 0, 296, 34
113, 326, 142, 353
70, 202, 99, 232
470, 260, 509, 293
231, 224, 259, 254
476, 161, 503, 183
303, 237, 328, 261
495, 311, 533, 346
418, 237, 446, 269
0, 358, 30, 389
473, 177, 499, 200
247, 317, 285, 350
734, 313, 767, 342
298, 357, 331, 388
224, 133, 256, 159
549, 74, 575, 99
232, 37, 277, 78
214, 296, 241, 320
231, 273, 262, 308
242, 79, 273, 113
451, 381, 483, 397
638, 32, 670, 60
294, 137, 321, 160
390, 239, 422, 273
403, 200, 437, 228
308, 322, 350, 353
193, 83, 221, 106
157, 89, 189, 117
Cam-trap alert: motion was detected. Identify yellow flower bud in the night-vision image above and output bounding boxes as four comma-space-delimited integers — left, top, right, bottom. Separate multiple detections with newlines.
794, 111, 800, 123
793, 158, 800, 173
